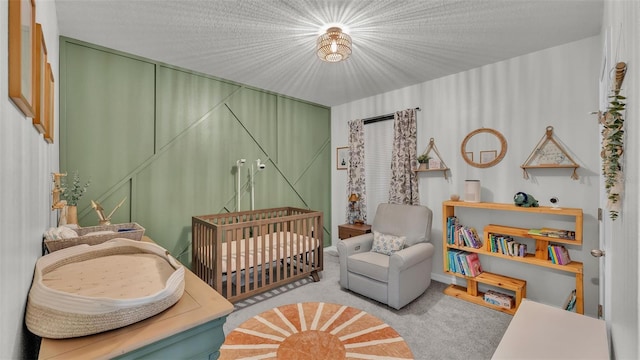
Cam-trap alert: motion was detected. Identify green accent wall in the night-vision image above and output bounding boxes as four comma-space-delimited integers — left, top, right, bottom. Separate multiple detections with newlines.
59, 38, 331, 265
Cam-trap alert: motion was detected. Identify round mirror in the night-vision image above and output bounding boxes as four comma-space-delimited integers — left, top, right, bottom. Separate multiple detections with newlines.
461, 128, 507, 168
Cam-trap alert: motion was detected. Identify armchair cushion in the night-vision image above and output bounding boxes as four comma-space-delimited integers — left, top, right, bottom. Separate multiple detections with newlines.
371, 231, 406, 256
348, 251, 390, 283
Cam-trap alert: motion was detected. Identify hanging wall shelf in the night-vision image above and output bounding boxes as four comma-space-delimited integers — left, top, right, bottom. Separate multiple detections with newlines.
415, 138, 450, 179
521, 126, 579, 180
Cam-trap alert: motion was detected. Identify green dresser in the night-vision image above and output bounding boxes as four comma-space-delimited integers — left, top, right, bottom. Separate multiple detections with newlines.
39, 237, 234, 360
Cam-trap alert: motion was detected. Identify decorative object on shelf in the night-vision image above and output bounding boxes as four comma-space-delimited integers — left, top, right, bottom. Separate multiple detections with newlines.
347, 193, 360, 224
336, 146, 348, 170
416, 154, 431, 170
60, 171, 91, 225
8, 0, 36, 117
415, 138, 450, 178
464, 180, 481, 202
513, 192, 539, 207
316, 27, 352, 63
51, 173, 66, 210
461, 128, 507, 168
450, 194, 460, 201
520, 126, 579, 180
91, 197, 127, 225
600, 61, 627, 221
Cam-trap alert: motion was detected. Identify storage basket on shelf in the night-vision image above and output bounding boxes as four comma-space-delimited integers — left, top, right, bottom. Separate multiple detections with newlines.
44, 222, 145, 253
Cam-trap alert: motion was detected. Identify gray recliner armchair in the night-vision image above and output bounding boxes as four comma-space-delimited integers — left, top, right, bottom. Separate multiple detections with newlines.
337, 203, 434, 310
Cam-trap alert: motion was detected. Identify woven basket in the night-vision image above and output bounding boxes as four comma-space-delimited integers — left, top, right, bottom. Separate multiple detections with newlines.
44, 222, 145, 253
26, 238, 185, 339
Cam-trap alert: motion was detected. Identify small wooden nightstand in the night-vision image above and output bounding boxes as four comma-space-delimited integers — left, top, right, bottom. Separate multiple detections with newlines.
338, 223, 372, 240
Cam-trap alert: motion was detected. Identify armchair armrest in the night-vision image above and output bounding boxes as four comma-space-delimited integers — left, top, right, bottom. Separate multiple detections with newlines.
337, 233, 374, 257
337, 233, 374, 289
390, 242, 435, 272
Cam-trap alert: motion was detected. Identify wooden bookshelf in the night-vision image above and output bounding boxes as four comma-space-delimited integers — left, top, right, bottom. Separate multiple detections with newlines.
442, 201, 584, 314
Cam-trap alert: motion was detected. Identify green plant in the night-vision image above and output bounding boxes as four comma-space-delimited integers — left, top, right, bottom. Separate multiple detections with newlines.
417, 154, 431, 163
601, 92, 625, 220
60, 170, 91, 206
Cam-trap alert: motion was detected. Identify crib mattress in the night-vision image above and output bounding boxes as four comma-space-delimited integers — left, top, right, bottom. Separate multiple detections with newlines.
196, 231, 319, 273
26, 238, 185, 339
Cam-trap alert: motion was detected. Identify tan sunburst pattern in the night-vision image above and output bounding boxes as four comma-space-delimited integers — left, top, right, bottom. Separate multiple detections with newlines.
220, 302, 414, 360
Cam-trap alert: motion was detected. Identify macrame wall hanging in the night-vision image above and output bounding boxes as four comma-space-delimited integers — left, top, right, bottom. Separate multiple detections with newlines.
521, 126, 580, 180
415, 138, 450, 179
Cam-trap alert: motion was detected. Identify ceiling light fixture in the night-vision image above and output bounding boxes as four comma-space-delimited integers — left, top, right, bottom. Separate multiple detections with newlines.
316, 27, 352, 63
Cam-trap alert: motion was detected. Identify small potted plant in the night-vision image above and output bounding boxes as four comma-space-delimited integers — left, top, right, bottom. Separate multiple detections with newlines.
417, 154, 431, 170
60, 171, 91, 225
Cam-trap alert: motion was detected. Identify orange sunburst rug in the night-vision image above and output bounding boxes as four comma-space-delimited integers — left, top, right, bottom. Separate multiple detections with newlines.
220, 302, 414, 360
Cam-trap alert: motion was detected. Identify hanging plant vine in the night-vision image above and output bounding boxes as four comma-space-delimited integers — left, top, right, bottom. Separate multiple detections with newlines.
600, 91, 625, 220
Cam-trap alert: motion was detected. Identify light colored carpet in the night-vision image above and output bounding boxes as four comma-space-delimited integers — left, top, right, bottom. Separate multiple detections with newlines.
223, 251, 512, 360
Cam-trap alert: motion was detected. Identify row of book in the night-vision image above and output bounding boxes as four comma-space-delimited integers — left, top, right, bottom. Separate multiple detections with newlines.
447, 250, 483, 277
527, 228, 576, 240
446, 216, 482, 249
548, 244, 572, 265
488, 234, 528, 257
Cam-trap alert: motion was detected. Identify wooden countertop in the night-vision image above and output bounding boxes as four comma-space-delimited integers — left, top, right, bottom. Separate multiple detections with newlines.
39, 236, 234, 360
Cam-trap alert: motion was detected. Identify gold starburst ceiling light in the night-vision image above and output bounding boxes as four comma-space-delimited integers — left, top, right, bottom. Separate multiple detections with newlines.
316, 27, 352, 62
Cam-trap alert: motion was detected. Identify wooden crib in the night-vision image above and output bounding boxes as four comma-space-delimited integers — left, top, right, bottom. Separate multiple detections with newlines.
192, 207, 323, 303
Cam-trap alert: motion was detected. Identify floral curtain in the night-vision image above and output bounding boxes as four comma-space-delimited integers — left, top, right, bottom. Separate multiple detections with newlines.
388, 109, 420, 205
346, 119, 367, 223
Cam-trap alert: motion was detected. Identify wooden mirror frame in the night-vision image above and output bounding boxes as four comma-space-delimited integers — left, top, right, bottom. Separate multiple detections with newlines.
460, 128, 508, 168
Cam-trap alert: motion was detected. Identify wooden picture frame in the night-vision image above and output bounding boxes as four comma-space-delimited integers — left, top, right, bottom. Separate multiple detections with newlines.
43, 62, 54, 144
336, 146, 349, 170
33, 23, 47, 134
465, 152, 473, 162
480, 150, 498, 164
8, 0, 36, 117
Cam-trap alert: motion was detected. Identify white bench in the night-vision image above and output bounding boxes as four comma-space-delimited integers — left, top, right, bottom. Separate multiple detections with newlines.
492, 299, 608, 359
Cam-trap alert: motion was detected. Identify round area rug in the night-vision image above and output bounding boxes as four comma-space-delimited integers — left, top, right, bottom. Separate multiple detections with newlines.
220, 302, 413, 360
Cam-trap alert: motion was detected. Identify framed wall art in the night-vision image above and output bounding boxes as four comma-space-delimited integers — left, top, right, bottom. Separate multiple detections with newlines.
8, 0, 36, 117
43, 62, 54, 144
480, 150, 497, 164
336, 146, 349, 170
33, 23, 47, 134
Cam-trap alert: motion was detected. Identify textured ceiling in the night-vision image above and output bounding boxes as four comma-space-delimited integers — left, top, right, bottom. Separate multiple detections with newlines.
55, 0, 603, 107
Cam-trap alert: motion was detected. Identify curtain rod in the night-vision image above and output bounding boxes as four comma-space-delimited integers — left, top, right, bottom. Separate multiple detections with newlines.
363, 107, 421, 125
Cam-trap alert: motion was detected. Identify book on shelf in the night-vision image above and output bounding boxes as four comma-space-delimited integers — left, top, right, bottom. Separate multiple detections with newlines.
447, 216, 483, 249
488, 233, 527, 258
528, 228, 576, 240
548, 244, 571, 265
563, 289, 577, 312
447, 250, 483, 277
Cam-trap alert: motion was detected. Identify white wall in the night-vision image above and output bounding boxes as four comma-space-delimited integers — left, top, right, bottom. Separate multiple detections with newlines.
0, 1, 59, 357
602, 1, 639, 358
331, 36, 601, 316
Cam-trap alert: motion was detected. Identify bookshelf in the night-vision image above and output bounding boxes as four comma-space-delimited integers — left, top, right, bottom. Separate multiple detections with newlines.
442, 200, 584, 315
